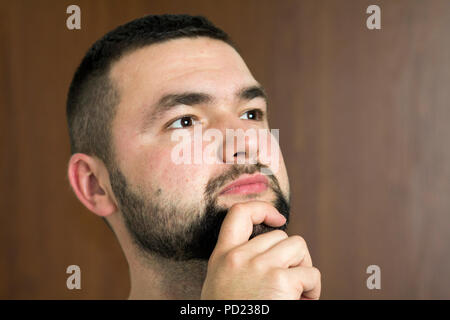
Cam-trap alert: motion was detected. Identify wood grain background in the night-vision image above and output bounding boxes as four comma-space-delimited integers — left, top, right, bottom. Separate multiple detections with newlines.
1, 0, 449, 299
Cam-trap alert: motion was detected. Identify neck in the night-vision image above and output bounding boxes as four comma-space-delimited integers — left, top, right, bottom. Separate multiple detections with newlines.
109, 215, 208, 299
127, 250, 208, 300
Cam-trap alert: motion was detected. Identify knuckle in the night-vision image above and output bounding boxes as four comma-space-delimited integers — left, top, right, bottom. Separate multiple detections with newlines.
290, 235, 307, 249
271, 229, 289, 240
312, 267, 321, 282
249, 255, 268, 273
229, 202, 246, 214
291, 235, 306, 245
269, 269, 289, 288
224, 249, 246, 269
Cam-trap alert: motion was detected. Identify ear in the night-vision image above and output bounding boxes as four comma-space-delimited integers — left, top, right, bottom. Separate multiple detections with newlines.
67, 153, 117, 217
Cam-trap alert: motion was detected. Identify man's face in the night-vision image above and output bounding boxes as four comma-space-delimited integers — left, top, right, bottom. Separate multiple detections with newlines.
108, 37, 290, 260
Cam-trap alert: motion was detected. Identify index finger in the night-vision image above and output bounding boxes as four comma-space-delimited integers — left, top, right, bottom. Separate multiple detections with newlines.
212, 201, 287, 258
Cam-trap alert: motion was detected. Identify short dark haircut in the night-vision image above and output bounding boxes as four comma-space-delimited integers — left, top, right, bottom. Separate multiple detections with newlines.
66, 14, 233, 167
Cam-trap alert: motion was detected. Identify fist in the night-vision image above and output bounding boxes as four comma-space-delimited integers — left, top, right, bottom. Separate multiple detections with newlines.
201, 201, 321, 300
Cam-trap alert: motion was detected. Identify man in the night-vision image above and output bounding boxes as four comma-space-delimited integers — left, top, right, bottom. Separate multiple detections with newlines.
66, 14, 320, 299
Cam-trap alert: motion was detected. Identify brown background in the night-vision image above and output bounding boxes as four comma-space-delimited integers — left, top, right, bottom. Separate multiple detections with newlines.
1, 0, 449, 299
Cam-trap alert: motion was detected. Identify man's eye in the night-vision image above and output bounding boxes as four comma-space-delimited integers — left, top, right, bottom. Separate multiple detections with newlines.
240, 109, 264, 121
168, 116, 198, 129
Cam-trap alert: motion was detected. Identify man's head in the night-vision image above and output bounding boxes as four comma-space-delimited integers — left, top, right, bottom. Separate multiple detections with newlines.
67, 14, 290, 261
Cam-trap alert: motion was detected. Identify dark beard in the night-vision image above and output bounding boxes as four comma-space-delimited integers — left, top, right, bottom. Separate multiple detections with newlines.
109, 163, 290, 261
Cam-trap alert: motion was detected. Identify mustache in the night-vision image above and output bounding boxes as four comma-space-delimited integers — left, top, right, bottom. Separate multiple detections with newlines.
204, 163, 281, 202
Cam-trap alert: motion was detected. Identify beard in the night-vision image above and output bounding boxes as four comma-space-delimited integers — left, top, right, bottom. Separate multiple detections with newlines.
109, 162, 290, 261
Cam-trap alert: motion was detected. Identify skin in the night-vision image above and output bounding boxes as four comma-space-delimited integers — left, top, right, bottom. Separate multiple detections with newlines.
67, 37, 320, 299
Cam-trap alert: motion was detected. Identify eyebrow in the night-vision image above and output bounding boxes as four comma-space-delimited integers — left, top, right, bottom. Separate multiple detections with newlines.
159, 92, 213, 108
144, 84, 267, 128
238, 85, 267, 101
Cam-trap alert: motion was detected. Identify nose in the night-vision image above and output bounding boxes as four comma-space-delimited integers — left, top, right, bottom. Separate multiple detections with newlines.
220, 125, 259, 165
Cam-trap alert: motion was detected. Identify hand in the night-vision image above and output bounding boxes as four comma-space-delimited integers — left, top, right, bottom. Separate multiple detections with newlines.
201, 200, 321, 300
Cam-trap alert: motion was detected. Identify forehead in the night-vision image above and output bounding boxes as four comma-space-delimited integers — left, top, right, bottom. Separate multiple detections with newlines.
109, 37, 256, 110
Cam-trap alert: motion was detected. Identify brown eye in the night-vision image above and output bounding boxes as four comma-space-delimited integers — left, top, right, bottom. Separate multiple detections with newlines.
168, 116, 197, 129
240, 109, 263, 121
180, 117, 193, 127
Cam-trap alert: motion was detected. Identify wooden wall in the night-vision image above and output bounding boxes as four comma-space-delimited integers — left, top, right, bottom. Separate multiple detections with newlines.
1, 0, 449, 299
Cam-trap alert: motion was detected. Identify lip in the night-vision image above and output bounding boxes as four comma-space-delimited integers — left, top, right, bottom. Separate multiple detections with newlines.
219, 174, 269, 196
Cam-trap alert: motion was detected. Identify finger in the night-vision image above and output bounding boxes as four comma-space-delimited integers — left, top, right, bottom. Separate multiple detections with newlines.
213, 201, 286, 257
254, 235, 313, 268
240, 229, 289, 258
287, 266, 321, 300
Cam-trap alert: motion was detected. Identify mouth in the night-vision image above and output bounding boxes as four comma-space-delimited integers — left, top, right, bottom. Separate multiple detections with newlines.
219, 174, 269, 196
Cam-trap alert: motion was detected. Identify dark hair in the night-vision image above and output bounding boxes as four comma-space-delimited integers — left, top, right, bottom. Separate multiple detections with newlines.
66, 14, 232, 166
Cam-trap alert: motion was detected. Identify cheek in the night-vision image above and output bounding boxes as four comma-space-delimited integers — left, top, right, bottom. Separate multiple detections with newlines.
135, 145, 210, 200
277, 150, 290, 196
260, 130, 289, 196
